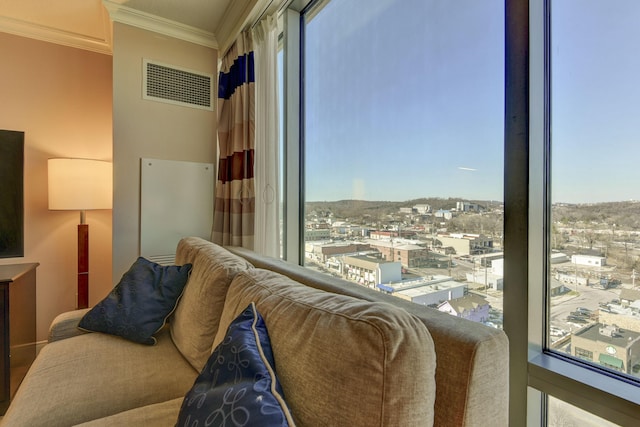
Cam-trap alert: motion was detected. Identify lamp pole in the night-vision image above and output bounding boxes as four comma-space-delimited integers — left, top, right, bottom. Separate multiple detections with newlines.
78, 210, 89, 309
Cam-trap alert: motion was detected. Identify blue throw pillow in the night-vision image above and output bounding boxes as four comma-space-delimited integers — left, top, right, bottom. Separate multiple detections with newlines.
78, 257, 192, 345
177, 302, 295, 427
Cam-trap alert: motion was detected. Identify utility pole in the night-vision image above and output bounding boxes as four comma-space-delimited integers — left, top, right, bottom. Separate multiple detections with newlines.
485, 262, 488, 295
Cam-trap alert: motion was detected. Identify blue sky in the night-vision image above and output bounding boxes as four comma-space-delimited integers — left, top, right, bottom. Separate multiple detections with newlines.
300, 0, 640, 204
551, 0, 640, 203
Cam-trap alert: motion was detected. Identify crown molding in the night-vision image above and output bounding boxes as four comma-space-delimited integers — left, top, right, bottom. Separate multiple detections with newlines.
0, 13, 112, 55
216, 0, 258, 56
103, 0, 218, 49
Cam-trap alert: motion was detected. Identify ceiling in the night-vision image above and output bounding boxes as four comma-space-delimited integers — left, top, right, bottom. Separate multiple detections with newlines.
0, 0, 263, 55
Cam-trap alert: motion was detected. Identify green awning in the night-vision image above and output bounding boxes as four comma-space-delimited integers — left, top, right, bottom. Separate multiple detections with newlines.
599, 353, 624, 369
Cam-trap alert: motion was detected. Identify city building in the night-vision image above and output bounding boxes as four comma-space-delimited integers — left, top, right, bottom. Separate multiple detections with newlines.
620, 289, 640, 308
413, 204, 431, 214
367, 240, 430, 268
599, 307, 640, 333
343, 255, 401, 288
571, 254, 607, 267
465, 269, 504, 291
377, 275, 466, 306
305, 242, 372, 264
437, 293, 491, 323
551, 252, 570, 263
571, 323, 640, 376
456, 201, 484, 212
369, 230, 417, 240
473, 252, 505, 268
304, 227, 331, 241
436, 233, 494, 256
434, 209, 453, 220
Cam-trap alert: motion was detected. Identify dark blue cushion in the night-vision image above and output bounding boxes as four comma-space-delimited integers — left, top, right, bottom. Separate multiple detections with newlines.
78, 257, 192, 345
177, 302, 294, 427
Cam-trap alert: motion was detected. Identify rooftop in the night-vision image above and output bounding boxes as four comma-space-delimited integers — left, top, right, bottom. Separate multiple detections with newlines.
439, 294, 490, 313
574, 323, 640, 347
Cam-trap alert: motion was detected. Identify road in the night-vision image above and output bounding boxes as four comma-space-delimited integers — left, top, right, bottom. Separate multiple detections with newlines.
549, 282, 621, 335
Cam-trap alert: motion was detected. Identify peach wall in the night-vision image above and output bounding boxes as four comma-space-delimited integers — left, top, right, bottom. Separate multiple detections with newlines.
0, 32, 113, 342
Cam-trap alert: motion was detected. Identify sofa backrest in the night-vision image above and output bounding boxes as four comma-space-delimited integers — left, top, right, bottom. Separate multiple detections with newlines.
225, 246, 509, 427
172, 237, 253, 370
215, 268, 437, 427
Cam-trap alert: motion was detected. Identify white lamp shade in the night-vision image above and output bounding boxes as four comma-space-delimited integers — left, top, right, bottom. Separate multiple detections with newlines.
48, 158, 113, 210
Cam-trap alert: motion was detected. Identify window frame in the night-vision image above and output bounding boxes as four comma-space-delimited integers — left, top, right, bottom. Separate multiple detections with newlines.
523, 0, 640, 425
278, 0, 640, 424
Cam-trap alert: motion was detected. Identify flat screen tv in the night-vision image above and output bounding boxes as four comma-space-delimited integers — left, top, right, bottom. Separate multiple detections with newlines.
0, 130, 24, 258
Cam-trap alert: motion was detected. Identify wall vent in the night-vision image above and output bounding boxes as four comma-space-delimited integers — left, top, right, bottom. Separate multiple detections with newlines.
143, 59, 213, 111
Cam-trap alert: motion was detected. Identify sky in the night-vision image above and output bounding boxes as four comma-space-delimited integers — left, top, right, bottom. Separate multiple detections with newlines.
298, 0, 640, 204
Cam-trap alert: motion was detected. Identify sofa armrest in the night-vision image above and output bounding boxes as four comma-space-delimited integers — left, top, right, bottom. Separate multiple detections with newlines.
48, 308, 92, 342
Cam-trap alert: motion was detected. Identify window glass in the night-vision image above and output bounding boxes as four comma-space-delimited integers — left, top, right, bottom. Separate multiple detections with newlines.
278, 47, 284, 258
548, 395, 620, 426
302, 0, 505, 324
549, 0, 640, 382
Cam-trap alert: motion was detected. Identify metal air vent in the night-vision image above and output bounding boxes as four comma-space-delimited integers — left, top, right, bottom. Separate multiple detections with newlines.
143, 59, 213, 111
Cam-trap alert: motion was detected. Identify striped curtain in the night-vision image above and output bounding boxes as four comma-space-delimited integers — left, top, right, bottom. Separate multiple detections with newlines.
212, 31, 255, 248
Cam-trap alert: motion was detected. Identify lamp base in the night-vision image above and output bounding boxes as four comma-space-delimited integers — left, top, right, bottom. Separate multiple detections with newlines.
78, 223, 89, 309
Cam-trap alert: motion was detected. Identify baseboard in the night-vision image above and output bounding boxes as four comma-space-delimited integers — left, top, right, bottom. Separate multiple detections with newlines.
35, 340, 47, 356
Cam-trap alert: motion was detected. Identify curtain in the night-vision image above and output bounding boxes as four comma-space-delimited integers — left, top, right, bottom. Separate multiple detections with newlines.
252, 15, 281, 257
212, 31, 255, 248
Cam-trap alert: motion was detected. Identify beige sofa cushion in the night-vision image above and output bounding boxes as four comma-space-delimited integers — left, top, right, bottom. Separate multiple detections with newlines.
214, 269, 437, 427
74, 398, 184, 427
1, 328, 197, 427
171, 237, 253, 370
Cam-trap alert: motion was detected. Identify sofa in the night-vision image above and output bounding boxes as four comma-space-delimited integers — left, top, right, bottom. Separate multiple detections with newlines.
1, 237, 508, 426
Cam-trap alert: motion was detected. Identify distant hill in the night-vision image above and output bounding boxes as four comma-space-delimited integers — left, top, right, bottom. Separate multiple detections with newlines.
553, 201, 640, 230
305, 197, 497, 221
305, 199, 640, 231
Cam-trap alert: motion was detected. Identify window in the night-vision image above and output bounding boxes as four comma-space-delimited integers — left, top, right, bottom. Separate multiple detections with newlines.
548, 0, 640, 384
278, 0, 640, 424
525, 0, 640, 424
301, 0, 505, 325
574, 347, 593, 362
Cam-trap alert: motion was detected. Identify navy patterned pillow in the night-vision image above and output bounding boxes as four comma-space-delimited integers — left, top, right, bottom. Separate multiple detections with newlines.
177, 302, 295, 427
78, 257, 192, 345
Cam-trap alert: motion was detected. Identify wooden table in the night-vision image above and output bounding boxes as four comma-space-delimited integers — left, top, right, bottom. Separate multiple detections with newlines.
0, 263, 38, 414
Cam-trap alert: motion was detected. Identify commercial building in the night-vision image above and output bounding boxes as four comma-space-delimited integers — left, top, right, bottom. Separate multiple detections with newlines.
436, 233, 494, 256
377, 275, 465, 306
343, 255, 401, 288
571, 323, 640, 376
571, 254, 607, 267
367, 240, 430, 268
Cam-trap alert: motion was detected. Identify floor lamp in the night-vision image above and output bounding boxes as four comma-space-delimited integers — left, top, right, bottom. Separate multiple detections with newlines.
48, 158, 112, 309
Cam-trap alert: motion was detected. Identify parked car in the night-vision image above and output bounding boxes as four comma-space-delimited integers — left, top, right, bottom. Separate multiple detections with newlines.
567, 315, 588, 324
570, 311, 589, 318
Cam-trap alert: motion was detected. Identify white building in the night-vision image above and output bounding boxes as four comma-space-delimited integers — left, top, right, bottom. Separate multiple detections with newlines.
343, 255, 401, 288
456, 201, 484, 212
551, 252, 570, 263
438, 294, 491, 323
413, 204, 431, 214
437, 233, 494, 256
466, 269, 504, 291
571, 254, 606, 267
377, 275, 465, 306
434, 209, 453, 220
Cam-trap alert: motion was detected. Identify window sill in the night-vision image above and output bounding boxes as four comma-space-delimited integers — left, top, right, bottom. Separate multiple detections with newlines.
528, 352, 640, 425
